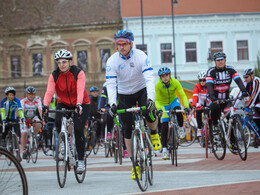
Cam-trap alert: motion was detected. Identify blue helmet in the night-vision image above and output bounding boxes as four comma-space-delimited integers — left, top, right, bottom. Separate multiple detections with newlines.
158, 67, 171, 76
90, 86, 99, 92
114, 30, 134, 41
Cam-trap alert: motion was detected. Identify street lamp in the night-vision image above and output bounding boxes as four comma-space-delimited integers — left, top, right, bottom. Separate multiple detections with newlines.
171, 0, 178, 79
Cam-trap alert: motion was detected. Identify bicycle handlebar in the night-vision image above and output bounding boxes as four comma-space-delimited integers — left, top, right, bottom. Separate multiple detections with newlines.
116, 106, 147, 114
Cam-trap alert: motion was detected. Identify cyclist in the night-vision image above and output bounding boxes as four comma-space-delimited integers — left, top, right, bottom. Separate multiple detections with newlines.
241, 68, 260, 128
89, 86, 103, 141
1, 87, 24, 146
191, 71, 208, 137
99, 82, 129, 157
206, 52, 248, 134
106, 30, 161, 179
155, 66, 189, 160
43, 49, 90, 174
20, 86, 42, 159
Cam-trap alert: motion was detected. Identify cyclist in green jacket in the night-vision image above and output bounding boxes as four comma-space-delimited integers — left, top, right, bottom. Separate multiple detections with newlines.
155, 67, 189, 159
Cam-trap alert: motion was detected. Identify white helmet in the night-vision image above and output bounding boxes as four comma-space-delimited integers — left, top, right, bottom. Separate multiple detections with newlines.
197, 71, 206, 79
5, 87, 16, 95
54, 49, 72, 60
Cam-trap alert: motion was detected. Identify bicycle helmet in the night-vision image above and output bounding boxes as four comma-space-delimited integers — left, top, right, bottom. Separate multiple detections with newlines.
243, 68, 254, 76
114, 30, 134, 41
90, 86, 99, 92
54, 49, 73, 60
26, 86, 36, 94
197, 71, 206, 79
213, 52, 226, 61
5, 87, 16, 95
158, 67, 171, 76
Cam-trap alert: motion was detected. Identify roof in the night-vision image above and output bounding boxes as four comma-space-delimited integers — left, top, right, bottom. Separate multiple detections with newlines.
0, 0, 121, 30
121, 0, 260, 18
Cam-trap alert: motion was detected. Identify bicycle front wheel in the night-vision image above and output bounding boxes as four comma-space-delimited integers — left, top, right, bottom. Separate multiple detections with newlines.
74, 157, 87, 183
211, 123, 226, 160
179, 124, 197, 147
0, 147, 28, 195
173, 127, 178, 166
30, 134, 38, 164
131, 129, 148, 192
233, 116, 247, 161
56, 132, 68, 188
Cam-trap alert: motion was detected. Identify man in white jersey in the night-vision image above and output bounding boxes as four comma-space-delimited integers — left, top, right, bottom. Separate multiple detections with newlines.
106, 30, 161, 180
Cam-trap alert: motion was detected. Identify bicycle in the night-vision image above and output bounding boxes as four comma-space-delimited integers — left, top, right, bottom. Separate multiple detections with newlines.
211, 99, 247, 161
24, 120, 42, 163
116, 106, 153, 192
111, 114, 123, 164
195, 106, 211, 158
241, 108, 260, 148
2, 120, 22, 164
161, 109, 185, 166
0, 146, 28, 195
48, 109, 87, 188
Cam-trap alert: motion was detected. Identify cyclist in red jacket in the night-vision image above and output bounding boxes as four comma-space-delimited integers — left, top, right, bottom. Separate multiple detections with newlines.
43, 49, 90, 174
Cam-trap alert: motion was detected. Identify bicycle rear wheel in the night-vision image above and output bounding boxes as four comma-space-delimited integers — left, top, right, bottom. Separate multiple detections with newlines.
30, 134, 38, 164
211, 123, 226, 160
56, 132, 68, 188
5, 133, 14, 166
74, 157, 87, 183
131, 129, 148, 192
233, 116, 247, 161
0, 147, 28, 195
179, 124, 197, 147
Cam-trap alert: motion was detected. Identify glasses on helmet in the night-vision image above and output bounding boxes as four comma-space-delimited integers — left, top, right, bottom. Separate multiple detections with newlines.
56, 60, 69, 65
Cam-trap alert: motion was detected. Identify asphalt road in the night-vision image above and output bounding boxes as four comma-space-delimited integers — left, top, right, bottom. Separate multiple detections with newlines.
18, 143, 260, 195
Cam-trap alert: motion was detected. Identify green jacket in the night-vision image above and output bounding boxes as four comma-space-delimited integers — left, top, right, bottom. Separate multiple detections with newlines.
155, 77, 189, 110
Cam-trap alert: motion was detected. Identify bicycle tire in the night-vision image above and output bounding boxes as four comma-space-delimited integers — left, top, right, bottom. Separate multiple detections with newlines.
85, 131, 93, 157
105, 142, 110, 157
5, 133, 13, 166
118, 126, 123, 165
112, 127, 118, 163
173, 126, 178, 166
179, 124, 197, 147
211, 122, 226, 160
232, 116, 247, 161
56, 132, 68, 188
74, 157, 87, 183
131, 129, 148, 192
146, 132, 153, 186
168, 126, 174, 165
0, 147, 28, 195
31, 133, 38, 164
243, 121, 251, 149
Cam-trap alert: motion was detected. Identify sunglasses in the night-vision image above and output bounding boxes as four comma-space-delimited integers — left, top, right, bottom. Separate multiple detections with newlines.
243, 76, 249, 79
56, 60, 69, 65
199, 79, 206, 82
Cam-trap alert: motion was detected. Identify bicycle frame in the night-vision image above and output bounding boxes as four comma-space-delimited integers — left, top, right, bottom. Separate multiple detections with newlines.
242, 114, 260, 140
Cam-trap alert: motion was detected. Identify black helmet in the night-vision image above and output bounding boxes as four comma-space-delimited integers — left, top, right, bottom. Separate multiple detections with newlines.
243, 68, 254, 76
26, 86, 36, 94
5, 87, 16, 95
213, 52, 226, 61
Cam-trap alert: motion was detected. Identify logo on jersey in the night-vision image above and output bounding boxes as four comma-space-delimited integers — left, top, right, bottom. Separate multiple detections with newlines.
118, 63, 125, 71
145, 58, 151, 67
214, 84, 229, 92
130, 62, 134, 68
106, 65, 111, 72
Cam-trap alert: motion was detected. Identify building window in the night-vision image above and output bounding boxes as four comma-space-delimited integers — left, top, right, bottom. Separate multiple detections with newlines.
185, 42, 197, 62
10, 55, 21, 77
136, 44, 147, 55
161, 43, 172, 63
32, 53, 43, 76
100, 49, 110, 72
237, 40, 249, 60
210, 41, 223, 59
77, 51, 88, 72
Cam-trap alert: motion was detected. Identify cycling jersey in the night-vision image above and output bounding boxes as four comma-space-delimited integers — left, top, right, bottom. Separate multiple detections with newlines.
0, 97, 24, 120
243, 76, 260, 108
155, 77, 189, 109
206, 66, 246, 100
106, 48, 155, 106
20, 97, 42, 121
99, 86, 109, 109
192, 83, 207, 107
44, 65, 90, 107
